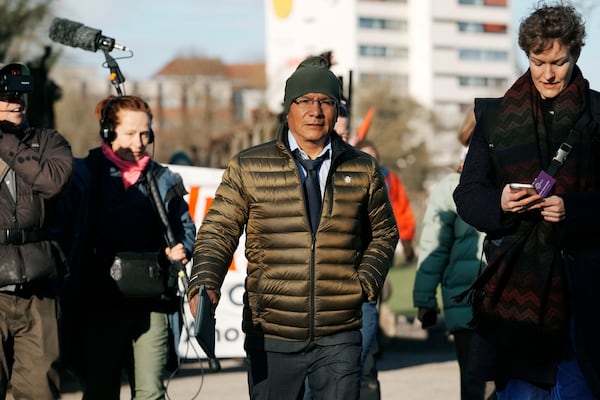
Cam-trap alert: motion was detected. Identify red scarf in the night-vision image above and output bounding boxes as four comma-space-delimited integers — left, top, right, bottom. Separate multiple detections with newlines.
101, 142, 150, 189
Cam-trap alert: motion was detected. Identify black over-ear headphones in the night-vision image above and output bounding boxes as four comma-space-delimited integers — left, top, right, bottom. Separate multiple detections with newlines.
99, 96, 155, 143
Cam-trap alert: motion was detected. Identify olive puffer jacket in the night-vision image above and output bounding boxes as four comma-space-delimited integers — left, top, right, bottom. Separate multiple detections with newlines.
0, 127, 73, 287
188, 126, 399, 345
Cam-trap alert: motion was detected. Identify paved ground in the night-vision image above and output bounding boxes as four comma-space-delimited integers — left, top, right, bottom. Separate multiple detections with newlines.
59, 324, 466, 399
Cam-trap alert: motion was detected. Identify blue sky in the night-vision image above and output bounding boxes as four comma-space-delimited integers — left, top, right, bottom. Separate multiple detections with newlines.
53, 0, 265, 80
53, 0, 600, 87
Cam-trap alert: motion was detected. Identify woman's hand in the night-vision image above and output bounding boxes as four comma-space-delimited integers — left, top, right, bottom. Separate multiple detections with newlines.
501, 185, 565, 223
539, 195, 566, 222
501, 184, 542, 213
165, 243, 188, 264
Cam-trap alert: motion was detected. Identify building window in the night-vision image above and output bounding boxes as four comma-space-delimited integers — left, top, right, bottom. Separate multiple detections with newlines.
459, 76, 486, 87
458, 0, 507, 6
484, 0, 507, 6
360, 0, 407, 3
458, 22, 483, 33
458, 22, 507, 34
483, 23, 507, 33
360, 45, 385, 57
458, 49, 481, 60
359, 45, 408, 58
458, 48, 508, 61
359, 17, 407, 31
459, 75, 507, 88
483, 50, 508, 61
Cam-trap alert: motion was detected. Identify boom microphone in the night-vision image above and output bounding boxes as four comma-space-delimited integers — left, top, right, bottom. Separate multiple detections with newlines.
48, 17, 129, 53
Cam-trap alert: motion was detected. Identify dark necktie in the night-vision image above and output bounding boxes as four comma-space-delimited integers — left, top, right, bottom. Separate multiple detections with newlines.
295, 150, 329, 233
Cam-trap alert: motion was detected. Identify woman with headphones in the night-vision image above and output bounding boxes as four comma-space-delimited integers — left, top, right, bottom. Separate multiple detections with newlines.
59, 95, 196, 399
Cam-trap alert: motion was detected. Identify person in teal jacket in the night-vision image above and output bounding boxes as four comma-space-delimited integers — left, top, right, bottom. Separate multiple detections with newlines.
413, 109, 493, 400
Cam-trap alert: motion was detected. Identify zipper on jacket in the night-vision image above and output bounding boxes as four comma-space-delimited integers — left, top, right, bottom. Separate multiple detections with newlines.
9, 184, 25, 281
310, 234, 316, 341
308, 157, 334, 341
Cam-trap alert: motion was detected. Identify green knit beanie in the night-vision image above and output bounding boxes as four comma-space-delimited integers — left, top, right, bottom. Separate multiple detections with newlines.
283, 56, 341, 114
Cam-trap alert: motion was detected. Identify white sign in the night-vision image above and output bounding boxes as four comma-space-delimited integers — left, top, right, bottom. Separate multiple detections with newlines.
166, 164, 247, 360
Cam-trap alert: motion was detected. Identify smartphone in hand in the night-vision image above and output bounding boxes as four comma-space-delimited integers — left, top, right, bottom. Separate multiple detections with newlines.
509, 183, 537, 196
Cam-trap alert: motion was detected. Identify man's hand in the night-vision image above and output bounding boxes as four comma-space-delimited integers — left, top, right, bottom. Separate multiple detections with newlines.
189, 294, 198, 318
188, 288, 220, 319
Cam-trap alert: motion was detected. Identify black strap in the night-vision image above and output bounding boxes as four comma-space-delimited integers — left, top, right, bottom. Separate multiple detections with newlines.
545, 105, 592, 177
0, 228, 48, 245
474, 97, 503, 187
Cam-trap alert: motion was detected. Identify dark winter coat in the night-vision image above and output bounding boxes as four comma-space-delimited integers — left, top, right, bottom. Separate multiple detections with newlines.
59, 148, 195, 309
0, 126, 72, 288
454, 67, 600, 393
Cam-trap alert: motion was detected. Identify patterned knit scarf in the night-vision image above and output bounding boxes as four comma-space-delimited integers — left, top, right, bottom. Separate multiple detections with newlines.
492, 66, 588, 185
466, 66, 595, 360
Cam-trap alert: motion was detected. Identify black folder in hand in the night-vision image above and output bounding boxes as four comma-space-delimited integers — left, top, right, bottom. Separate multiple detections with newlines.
194, 284, 216, 360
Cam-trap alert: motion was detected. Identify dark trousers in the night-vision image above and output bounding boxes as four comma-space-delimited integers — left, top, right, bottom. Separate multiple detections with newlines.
454, 329, 490, 400
78, 309, 169, 400
0, 292, 60, 400
360, 335, 381, 400
246, 341, 362, 400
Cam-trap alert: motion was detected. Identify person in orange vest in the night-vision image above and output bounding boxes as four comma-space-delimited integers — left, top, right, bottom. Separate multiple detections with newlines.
353, 139, 416, 399
355, 139, 416, 262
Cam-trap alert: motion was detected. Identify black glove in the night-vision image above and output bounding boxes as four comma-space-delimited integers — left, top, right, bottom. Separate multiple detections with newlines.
417, 307, 439, 329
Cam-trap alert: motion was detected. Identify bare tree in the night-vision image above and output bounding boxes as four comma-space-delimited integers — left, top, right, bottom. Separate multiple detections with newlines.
352, 82, 435, 191
0, 0, 53, 62
53, 88, 100, 157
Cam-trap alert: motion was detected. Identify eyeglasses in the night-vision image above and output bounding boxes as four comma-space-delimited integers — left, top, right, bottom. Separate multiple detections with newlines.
292, 97, 337, 110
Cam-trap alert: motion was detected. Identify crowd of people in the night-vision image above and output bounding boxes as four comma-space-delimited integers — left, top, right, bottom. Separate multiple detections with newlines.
0, 2, 598, 399
0, 64, 196, 399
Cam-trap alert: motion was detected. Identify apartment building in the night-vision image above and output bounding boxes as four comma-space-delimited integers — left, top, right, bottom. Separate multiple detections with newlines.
266, 0, 520, 166
50, 58, 269, 165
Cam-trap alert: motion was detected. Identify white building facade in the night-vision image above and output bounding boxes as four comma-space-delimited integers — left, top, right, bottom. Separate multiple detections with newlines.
265, 0, 520, 166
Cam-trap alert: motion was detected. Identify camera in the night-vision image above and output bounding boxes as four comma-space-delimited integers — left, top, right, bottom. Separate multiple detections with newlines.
0, 63, 33, 93
0, 75, 32, 93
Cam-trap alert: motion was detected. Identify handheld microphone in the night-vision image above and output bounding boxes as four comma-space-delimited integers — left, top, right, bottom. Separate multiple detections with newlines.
48, 17, 129, 53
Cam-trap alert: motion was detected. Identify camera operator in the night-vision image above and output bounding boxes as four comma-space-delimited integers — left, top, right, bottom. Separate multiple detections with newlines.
0, 62, 73, 399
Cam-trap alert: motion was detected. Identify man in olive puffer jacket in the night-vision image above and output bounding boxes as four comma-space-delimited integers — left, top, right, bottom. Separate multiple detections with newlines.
188, 56, 399, 400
